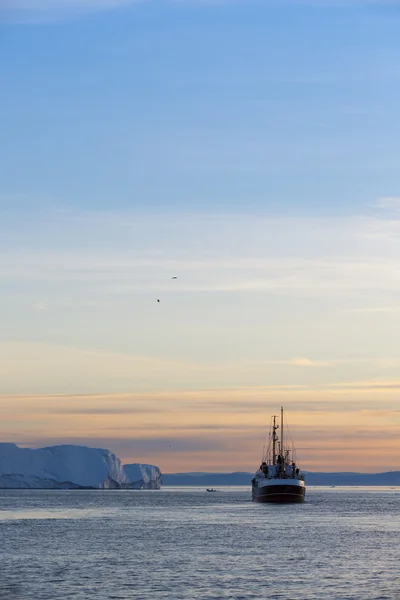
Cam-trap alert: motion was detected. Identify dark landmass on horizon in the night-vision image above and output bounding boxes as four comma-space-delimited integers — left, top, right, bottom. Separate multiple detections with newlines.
162, 471, 400, 486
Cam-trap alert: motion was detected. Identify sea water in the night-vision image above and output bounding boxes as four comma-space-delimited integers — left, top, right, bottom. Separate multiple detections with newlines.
0, 487, 398, 599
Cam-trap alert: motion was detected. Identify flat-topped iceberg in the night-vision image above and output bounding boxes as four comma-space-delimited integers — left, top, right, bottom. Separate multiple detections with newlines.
0, 443, 161, 489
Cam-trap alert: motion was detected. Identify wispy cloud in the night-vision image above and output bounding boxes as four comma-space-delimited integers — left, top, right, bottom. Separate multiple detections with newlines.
344, 306, 400, 313
3, 207, 400, 397
290, 357, 330, 367
1, 385, 399, 471
376, 196, 400, 210
2, 210, 400, 299
0, 0, 139, 9
0, 0, 228, 21
261, 357, 334, 367
32, 301, 48, 311
0, 0, 143, 21
0, 342, 351, 395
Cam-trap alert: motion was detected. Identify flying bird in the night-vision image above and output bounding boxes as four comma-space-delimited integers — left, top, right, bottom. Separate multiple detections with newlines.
172, 276, 178, 279
157, 299, 160, 303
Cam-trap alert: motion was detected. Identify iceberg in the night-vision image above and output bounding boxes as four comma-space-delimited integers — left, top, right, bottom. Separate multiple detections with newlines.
124, 463, 162, 489
0, 443, 161, 489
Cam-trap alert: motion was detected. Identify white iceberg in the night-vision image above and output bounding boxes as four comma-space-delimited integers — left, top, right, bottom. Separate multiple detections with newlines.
0, 443, 161, 489
124, 463, 162, 489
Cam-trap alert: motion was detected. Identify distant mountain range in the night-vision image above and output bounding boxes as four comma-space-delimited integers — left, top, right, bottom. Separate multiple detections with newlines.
162, 471, 400, 487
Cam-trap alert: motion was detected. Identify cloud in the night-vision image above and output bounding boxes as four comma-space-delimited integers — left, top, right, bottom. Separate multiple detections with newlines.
287, 357, 333, 367
2, 0, 400, 23
32, 301, 48, 311
1, 340, 394, 396
2, 387, 399, 471
331, 380, 400, 391
256, 357, 335, 367
2, 209, 400, 297
376, 196, 400, 210
0, 0, 139, 9
0, 0, 144, 21
3, 208, 400, 405
0, 0, 229, 21
288, 357, 319, 367
275, 0, 400, 4
343, 306, 400, 313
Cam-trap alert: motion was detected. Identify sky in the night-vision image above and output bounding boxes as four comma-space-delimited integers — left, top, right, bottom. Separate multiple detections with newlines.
1, 0, 400, 473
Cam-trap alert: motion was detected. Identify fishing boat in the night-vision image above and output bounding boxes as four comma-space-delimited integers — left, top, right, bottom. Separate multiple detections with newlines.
206, 488, 217, 492
251, 407, 306, 503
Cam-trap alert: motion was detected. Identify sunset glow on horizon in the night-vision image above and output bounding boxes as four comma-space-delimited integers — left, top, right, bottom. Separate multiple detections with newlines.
1, 381, 399, 473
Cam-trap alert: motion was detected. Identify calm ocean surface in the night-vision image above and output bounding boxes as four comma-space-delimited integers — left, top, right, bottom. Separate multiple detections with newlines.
0, 487, 399, 600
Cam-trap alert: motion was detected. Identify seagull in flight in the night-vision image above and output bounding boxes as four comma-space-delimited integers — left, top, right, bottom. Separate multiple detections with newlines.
172, 276, 178, 279
157, 299, 160, 303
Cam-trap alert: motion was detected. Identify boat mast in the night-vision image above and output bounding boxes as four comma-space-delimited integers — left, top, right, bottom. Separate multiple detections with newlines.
272, 415, 278, 465
281, 406, 284, 465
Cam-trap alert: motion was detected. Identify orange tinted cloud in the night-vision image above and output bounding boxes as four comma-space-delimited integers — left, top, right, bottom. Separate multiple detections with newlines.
1, 384, 399, 472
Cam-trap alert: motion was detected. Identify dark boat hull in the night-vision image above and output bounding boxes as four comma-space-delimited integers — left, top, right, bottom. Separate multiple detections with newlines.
252, 483, 305, 503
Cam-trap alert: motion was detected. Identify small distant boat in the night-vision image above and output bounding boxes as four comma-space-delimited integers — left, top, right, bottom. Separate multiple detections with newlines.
206, 488, 217, 492
251, 407, 306, 503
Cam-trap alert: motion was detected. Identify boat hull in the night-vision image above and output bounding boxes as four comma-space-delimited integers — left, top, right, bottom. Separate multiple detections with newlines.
252, 482, 305, 503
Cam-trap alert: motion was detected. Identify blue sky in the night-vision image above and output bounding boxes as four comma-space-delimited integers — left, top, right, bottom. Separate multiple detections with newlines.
1, 0, 400, 471
2, 0, 400, 214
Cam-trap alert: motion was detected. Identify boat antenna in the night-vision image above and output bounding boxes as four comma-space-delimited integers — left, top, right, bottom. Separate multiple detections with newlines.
281, 406, 284, 465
